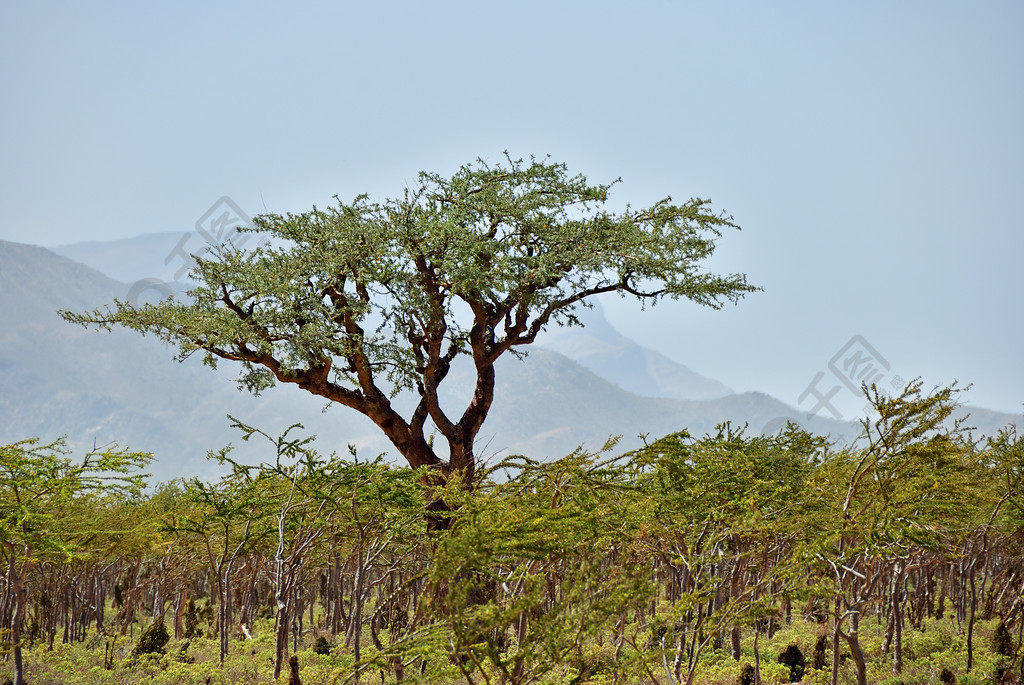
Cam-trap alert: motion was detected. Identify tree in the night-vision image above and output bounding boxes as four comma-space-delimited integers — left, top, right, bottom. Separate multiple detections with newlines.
164, 463, 272, 664
631, 424, 824, 685
804, 381, 984, 685
61, 155, 755, 496
374, 445, 657, 685
0, 438, 150, 685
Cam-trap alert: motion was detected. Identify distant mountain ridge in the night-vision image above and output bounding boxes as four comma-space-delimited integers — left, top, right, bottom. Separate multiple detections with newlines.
2, 238, 1019, 482
51, 232, 201, 285
537, 300, 733, 401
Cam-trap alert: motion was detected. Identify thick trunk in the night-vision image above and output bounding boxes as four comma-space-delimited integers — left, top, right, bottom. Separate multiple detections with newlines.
366, 401, 442, 471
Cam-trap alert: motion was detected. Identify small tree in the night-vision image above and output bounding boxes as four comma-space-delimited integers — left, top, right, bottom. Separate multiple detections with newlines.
368, 446, 655, 684
163, 463, 272, 664
62, 155, 755, 501
629, 423, 823, 685
807, 381, 985, 685
0, 438, 150, 685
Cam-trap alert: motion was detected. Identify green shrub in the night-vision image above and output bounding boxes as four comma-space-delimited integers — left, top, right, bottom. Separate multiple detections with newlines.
130, 616, 170, 660
183, 598, 202, 639
993, 622, 1014, 657
811, 634, 828, 671
777, 643, 805, 682
311, 635, 333, 655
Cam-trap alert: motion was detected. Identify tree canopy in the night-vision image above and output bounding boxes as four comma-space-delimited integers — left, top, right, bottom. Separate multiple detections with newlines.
62, 155, 756, 482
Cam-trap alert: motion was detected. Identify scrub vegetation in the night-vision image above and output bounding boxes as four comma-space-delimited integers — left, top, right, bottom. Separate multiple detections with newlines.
2, 382, 1022, 684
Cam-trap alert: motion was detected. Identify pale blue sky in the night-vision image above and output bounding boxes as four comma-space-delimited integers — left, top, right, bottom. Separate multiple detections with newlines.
2, 2, 1021, 415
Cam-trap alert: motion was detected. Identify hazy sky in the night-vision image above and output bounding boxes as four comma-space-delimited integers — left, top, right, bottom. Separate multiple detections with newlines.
2, 2, 1021, 416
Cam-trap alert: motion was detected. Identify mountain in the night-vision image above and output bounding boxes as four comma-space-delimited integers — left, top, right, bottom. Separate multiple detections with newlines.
2, 240, 1018, 482
50, 232, 203, 285
537, 300, 733, 401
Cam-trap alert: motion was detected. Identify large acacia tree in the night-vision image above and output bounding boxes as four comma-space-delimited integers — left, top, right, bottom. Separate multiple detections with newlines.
63, 156, 755, 487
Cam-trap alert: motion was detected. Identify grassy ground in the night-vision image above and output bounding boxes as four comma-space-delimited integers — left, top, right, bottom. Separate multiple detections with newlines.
8, 612, 1014, 684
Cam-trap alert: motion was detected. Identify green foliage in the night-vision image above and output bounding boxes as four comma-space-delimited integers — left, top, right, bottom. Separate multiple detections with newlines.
0, 437, 152, 560
377, 445, 657, 684
183, 599, 202, 639
0, 437, 151, 685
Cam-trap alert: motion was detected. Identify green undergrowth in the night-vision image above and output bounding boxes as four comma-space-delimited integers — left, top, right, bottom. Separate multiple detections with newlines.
10, 613, 1014, 684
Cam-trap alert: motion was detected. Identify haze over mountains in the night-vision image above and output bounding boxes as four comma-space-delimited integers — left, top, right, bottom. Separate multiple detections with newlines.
1, 235, 1019, 482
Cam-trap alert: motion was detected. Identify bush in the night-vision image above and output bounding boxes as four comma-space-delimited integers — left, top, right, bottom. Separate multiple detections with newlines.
993, 622, 1014, 657
312, 635, 333, 655
777, 643, 805, 682
737, 663, 755, 685
811, 634, 828, 671
183, 598, 202, 639
130, 616, 170, 660
994, 621, 1014, 681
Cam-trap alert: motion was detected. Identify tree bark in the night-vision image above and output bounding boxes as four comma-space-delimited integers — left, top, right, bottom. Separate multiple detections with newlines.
10, 543, 30, 685
892, 563, 904, 674
840, 613, 869, 685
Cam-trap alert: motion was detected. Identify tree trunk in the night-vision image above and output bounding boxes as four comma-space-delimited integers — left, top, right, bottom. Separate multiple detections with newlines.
752, 626, 761, 685
218, 568, 232, 664
967, 557, 978, 672
892, 563, 905, 674
351, 545, 365, 684
275, 574, 289, 680
841, 613, 869, 685
11, 546, 29, 685
173, 590, 187, 640
830, 597, 842, 685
